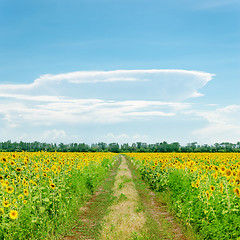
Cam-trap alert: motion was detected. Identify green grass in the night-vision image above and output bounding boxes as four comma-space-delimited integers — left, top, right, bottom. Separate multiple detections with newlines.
126, 156, 196, 240
61, 156, 121, 240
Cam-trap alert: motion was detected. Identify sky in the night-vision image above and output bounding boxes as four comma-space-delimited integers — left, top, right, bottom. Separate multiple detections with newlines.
0, 0, 240, 145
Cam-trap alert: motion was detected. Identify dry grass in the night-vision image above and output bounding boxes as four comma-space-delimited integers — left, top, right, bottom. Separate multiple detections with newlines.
100, 156, 146, 240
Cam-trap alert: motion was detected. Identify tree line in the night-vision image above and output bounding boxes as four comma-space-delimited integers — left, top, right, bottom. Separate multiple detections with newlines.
0, 140, 240, 153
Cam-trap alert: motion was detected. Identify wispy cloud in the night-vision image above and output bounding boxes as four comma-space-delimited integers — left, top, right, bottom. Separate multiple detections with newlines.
4, 69, 213, 85
0, 69, 215, 105
191, 105, 240, 143
0, 99, 189, 126
0, 68, 214, 143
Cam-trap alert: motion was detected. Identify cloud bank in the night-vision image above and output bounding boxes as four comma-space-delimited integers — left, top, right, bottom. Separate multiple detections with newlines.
0, 68, 216, 143
192, 105, 240, 143
0, 69, 214, 101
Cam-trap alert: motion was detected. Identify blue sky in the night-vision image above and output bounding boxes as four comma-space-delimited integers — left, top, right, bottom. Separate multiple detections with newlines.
0, 0, 239, 145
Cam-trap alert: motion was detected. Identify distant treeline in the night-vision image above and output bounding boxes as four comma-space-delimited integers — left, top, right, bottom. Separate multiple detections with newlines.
0, 140, 240, 153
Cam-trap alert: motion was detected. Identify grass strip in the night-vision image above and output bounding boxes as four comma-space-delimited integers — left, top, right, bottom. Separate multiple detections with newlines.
61, 155, 121, 240
126, 156, 196, 240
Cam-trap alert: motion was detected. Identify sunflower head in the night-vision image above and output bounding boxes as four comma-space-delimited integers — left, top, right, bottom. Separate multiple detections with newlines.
9, 210, 18, 220
23, 189, 29, 196
206, 190, 211, 200
225, 169, 232, 177
50, 183, 56, 189
220, 165, 226, 173
3, 199, 10, 208
210, 185, 215, 191
234, 187, 240, 197
6, 186, 14, 194
10, 161, 16, 166
16, 167, 22, 172
0, 208, 4, 214
18, 194, 24, 200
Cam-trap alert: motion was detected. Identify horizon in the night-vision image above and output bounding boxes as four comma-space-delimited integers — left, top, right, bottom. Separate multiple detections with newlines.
0, 0, 239, 145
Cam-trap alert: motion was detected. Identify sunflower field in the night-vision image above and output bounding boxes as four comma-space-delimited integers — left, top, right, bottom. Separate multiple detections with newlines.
126, 152, 240, 239
0, 151, 117, 239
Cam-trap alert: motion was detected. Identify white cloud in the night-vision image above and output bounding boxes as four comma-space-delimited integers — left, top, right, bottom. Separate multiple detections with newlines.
0, 68, 215, 143
190, 91, 204, 98
0, 93, 63, 102
192, 105, 240, 143
0, 99, 184, 126
122, 111, 175, 117
41, 129, 67, 140
0, 69, 214, 101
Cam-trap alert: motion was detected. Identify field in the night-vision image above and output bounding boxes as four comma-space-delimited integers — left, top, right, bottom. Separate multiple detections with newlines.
0, 152, 117, 239
126, 152, 240, 239
2, 152, 240, 239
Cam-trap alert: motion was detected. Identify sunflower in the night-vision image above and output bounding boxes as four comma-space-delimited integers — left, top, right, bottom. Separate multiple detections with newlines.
206, 190, 211, 200
220, 165, 226, 173
6, 186, 14, 194
210, 185, 215, 191
18, 194, 24, 200
10, 161, 16, 166
220, 183, 224, 193
23, 189, 29, 196
0, 208, 4, 214
51, 165, 57, 172
225, 169, 232, 178
213, 172, 218, 179
0, 175, 3, 180
234, 187, 240, 198
23, 200, 27, 204
234, 177, 240, 186
50, 183, 56, 189
16, 167, 22, 172
3, 199, 10, 208
9, 210, 18, 220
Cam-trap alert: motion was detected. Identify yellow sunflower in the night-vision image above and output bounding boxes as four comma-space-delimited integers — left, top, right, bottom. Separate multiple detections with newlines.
3, 199, 10, 208
9, 210, 18, 220
0, 208, 4, 214
234, 187, 240, 198
23, 189, 29, 196
210, 185, 215, 191
50, 183, 56, 189
6, 186, 14, 194
206, 190, 211, 200
225, 169, 232, 178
